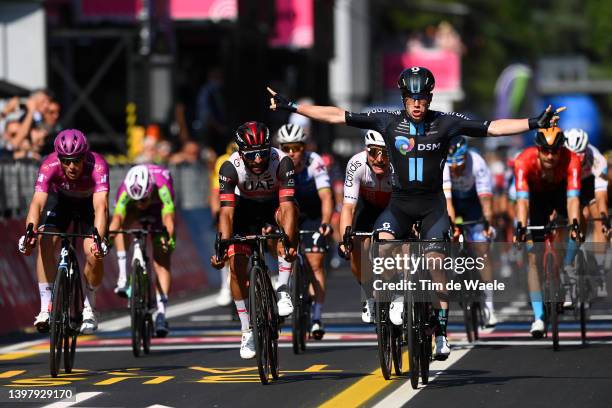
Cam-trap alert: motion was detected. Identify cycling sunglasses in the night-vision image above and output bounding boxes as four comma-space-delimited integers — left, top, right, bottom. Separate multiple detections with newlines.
281, 143, 304, 154
241, 148, 271, 162
59, 156, 84, 165
538, 146, 561, 155
367, 146, 388, 159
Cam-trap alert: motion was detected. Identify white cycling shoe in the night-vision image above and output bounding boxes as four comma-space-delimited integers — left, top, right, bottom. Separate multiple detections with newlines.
362, 298, 375, 323
240, 330, 256, 359
434, 335, 450, 360
277, 286, 294, 317
530, 319, 545, 338
34, 311, 50, 333
483, 307, 498, 327
114, 278, 129, 298
389, 296, 404, 326
80, 306, 98, 334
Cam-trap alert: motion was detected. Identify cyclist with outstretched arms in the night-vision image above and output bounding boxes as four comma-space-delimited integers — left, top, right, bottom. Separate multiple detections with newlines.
19, 129, 109, 334
209, 141, 239, 307
444, 136, 498, 326
337, 130, 392, 324
268, 66, 564, 359
110, 164, 176, 337
210, 121, 298, 359
562, 128, 609, 298
277, 123, 333, 339
513, 127, 582, 337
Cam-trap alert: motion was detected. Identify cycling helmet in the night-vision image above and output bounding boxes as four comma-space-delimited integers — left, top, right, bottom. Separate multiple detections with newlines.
447, 136, 468, 164
564, 128, 589, 153
125, 165, 153, 201
54, 129, 89, 158
277, 123, 306, 144
534, 127, 564, 150
364, 130, 386, 147
397, 67, 435, 98
234, 121, 271, 151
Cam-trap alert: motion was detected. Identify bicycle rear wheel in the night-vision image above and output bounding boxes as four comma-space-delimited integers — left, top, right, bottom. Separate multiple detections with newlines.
130, 262, 143, 357
376, 298, 393, 380
50, 269, 66, 378
575, 251, 588, 345
142, 272, 154, 355
419, 304, 432, 385
250, 265, 271, 384
64, 262, 82, 373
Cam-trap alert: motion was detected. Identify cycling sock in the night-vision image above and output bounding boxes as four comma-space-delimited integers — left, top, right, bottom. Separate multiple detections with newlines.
529, 291, 544, 320
84, 285, 99, 310
235, 299, 249, 332
277, 257, 292, 288
39, 283, 52, 313
312, 303, 323, 321
220, 265, 230, 291
117, 251, 127, 283
484, 288, 494, 311
435, 308, 448, 337
156, 293, 168, 315
563, 239, 578, 266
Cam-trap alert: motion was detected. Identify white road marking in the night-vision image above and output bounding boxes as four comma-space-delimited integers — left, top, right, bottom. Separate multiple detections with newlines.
372, 348, 472, 408
40, 392, 102, 408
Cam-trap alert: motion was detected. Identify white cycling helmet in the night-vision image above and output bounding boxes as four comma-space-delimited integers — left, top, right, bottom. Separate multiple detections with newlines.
364, 130, 386, 147
277, 123, 307, 144
564, 128, 589, 153
125, 165, 153, 201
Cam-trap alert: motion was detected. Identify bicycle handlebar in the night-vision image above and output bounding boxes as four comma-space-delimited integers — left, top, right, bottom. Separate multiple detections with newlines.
214, 227, 290, 263
26, 222, 101, 240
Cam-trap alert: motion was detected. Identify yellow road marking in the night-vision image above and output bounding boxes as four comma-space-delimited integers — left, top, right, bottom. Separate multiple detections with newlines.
319, 351, 408, 408
0, 370, 26, 378
0, 352, 39, 361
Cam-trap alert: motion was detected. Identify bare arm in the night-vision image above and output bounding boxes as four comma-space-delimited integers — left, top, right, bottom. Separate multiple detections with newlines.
218, 206, 234, 240
25, 191, 48, 230
516, 199, 529, 228
567, 196, 580, 225
162, 213, 175, 238
318, 188, 333, 226
445, 197, 456, 223
92, 191, 109, 238
267, 87, 346, 124
487, 105, 565, 137
339, 202, 356, 239
479, 195, 494, 225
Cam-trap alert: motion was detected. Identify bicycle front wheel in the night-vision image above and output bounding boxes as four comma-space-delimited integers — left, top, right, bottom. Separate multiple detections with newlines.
545, 253, 560, 351
406, 299, 419, 389
250, 265, 272, 384
291, 261, 305, 354
575, 250, 588, 345
50, 269, 67, 377
376, 297, 393, 380
130, 262, 143, 357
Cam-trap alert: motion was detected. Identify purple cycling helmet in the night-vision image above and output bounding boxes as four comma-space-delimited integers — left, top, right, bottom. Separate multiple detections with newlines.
54, 129, 89, 157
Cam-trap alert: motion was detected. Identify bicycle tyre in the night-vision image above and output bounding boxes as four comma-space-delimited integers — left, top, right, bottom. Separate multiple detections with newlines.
407, 300, 419, 389
546, 253, 560, 351
64, 261, 82, 373
291, 261, 304, 354
267, 275, 279, 380
471, 302, 480, 341
462, 302, 474, 343
142, 270, 153, 355
49, 268, 66, 378
250, 265, 271, 384
376, 298, 393, 380
130, 262, 143, 357
575, 251, 588, 345
419, 304, 432, 385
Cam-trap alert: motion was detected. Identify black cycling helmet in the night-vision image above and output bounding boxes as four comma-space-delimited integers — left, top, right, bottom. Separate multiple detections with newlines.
398, 66, 435, 99
447, 135, 468, 164
234, 121, 271, 151
534, 127, 564, 150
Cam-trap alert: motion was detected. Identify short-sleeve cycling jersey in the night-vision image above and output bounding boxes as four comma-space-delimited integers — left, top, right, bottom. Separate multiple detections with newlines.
514, 146, 581, 200
579, 144, 608, 192
219, 147, 295, 206
211, 153, 231, 191
443, 150, 492, 221
345, 109, 489, 196
114, 164, 176, 218
35, 152, 109, 198
294, 151, 330, 219
343, 151, 392, 208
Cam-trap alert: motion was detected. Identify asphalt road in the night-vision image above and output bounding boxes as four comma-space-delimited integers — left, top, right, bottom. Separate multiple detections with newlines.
1, 267, 611, 407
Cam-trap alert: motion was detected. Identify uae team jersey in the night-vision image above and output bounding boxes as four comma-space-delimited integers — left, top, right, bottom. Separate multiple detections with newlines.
35, 151, 109, 198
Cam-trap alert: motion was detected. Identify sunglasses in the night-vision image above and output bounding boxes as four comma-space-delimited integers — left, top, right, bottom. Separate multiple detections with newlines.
367, 146, 388, 159
59, 156, 84, 165
241, 148, 271, 162
281, 144, 304, 154
538, 147, 560, 155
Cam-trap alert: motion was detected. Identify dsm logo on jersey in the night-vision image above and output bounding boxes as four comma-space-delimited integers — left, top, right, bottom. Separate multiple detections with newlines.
394, 136, 415, 156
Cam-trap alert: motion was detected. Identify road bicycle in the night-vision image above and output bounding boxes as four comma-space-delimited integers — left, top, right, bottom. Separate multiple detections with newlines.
25, 222, 102, 378
215, 228, 289, 384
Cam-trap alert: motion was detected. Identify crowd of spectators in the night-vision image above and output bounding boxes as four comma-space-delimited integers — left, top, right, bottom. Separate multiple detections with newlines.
0, 89, 62, 161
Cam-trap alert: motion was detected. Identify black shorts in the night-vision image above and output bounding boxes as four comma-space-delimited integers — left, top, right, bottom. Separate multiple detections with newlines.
529, 185, 567, 241
353, 199, 385, 232
39, 193, 95, 234
373, 192, 450, 252
299, 217, 328, 253
580, 175, 595, 207
233, 197, 279, 235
